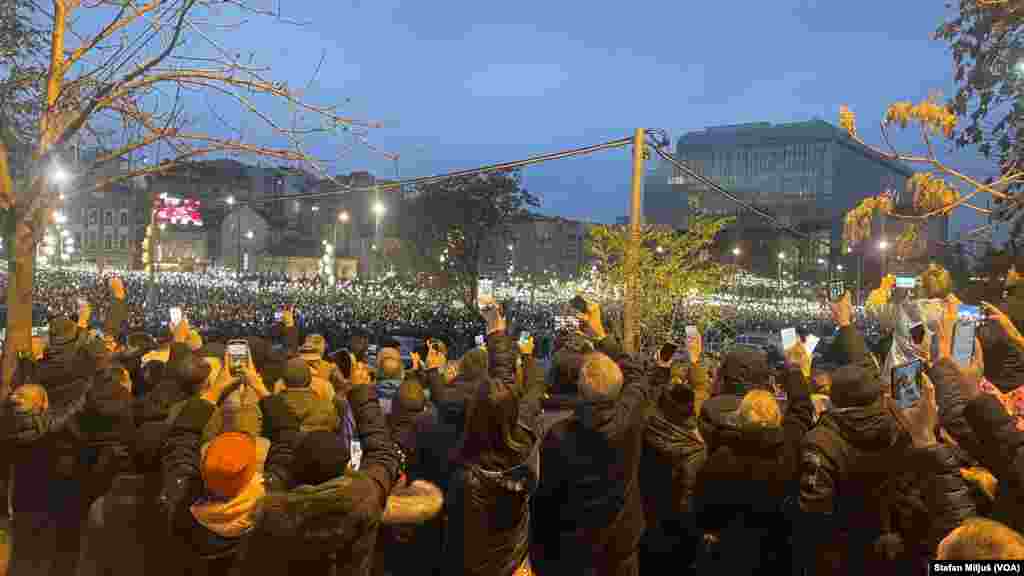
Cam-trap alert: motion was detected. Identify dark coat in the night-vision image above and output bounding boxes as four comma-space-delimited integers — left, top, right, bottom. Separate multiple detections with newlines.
638, 363, 706, 572
964, 392, 1024, 533
75, 473, 165, 576
531, 335, 654, 576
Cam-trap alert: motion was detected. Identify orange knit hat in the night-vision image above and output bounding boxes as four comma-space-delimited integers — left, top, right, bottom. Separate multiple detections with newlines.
202, 432, 260, 499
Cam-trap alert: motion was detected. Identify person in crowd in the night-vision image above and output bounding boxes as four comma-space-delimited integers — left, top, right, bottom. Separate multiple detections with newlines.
699, 345, 772, 456
446, 296, 540, 575
638, 332, 707, 574
376, 347, 404, 415
798, 293, 913, 575
693, 340, 815, 575
532, 300, 653, 576
273, 357, 341, 434
238, 358, 401, 575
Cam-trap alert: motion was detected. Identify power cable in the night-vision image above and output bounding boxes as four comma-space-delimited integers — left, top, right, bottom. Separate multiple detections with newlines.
226, 136, 635, 207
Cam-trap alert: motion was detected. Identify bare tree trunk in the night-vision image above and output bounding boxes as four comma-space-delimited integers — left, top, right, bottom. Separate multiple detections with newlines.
2, 216, 35, 392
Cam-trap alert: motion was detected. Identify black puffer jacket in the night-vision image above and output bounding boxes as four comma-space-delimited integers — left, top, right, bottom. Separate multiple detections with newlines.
964, 392, 1024, 532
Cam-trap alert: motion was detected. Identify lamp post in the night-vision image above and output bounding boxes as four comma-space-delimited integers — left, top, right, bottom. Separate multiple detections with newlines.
879, 239, 890, 280
778, 252, 786, 293
335, 210, 349, 257
372, 201, 386, 278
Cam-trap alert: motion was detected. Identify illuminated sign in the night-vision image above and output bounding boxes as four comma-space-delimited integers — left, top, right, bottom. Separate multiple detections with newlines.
155, 196, 203, 227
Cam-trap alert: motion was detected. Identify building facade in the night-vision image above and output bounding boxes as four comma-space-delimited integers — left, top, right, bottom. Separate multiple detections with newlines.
479, 216, 592, 281
64, 150, 141, 269
642, 120, 939, 283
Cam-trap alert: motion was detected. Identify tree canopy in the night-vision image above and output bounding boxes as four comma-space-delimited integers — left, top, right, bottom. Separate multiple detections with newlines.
396, 169, 539, 306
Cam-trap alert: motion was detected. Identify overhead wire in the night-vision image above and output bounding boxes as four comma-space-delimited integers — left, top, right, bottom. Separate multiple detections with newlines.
226, 136, 635, 207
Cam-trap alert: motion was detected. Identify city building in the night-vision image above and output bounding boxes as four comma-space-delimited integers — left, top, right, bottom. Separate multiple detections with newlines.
479, 215, 592, 281
642, 120, 938, 284
219, 205, 271, 273
64, 150, 141, 269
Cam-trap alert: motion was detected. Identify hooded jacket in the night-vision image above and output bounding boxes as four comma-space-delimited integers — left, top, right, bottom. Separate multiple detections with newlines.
277, 387, 340, 434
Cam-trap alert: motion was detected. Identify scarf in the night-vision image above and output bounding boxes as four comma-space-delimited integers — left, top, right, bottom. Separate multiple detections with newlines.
190, 473, 266, 538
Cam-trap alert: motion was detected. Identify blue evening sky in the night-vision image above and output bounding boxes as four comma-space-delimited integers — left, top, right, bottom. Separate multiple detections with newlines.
170, 1, 1000, 235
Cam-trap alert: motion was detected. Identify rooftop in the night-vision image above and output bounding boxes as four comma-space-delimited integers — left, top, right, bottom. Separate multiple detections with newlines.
677, 119, 913, 177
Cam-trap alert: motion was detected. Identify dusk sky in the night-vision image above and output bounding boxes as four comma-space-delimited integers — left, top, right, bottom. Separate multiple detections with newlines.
186, 0, 998, 233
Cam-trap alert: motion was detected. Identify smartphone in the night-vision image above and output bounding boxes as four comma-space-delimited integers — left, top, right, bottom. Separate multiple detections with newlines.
274, 310, 283, 322
659, 342, 678, 363
570, 295, 588, 314
804, 334, 821, 355
892, 360, 923, 409
829, 280, 845, 302
895, 276, 917, 289
226, 339, 250, 376
477, 279, 494, 303
519, 331, 531, 346
169, 307, 182, 327
475, 334, 485, 348
781, 328, 798, 351
958, 304, 983, 323
77, 297, 88, 310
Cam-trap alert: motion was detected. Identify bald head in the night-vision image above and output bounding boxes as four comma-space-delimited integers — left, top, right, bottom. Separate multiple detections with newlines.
578, 352, 623, 402
938, 518, 1024, 560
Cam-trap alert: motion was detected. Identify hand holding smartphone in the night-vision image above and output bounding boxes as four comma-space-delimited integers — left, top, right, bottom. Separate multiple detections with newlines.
892, 360, 924, 409
169, 307, 183, 327
226, 339, 250, 377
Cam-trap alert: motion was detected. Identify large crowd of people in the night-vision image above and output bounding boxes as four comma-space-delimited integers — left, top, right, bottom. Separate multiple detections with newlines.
1, 262, 1022, 575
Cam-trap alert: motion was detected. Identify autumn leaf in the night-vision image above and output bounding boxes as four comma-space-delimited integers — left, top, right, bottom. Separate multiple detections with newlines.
908, 172, 960, 213
884, 101, 914, 128
839, 105, 857, 137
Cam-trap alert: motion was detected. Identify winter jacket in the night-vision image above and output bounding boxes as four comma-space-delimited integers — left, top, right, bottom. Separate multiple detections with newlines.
698, 394, 743, 456
372, 480, 446, 576
75, 473, 165, 576
640, 361, 708, 534
277, 387, 340, 434
963, 392, 1024, 532
638, 362, 705, 572
453, 332, 539, 576
911, 443, 977, 550
240, 382, 400, 576
160, 394, 299, 576
532, 334, 654, 576
979, 319, 1024, 393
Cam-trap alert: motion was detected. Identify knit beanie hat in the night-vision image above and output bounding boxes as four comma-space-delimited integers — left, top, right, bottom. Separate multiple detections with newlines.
202, 432, 260, 499
830, 362, 883, 408
292, 430, 350, 486
282, 357, 312, 388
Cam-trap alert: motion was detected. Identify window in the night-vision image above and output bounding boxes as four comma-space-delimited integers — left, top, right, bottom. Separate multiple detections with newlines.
88, 209, 97, 226
104, 235, 112, 250
104, 211, 112, 226
120, 211, 128, 226
119, 234, 127, 250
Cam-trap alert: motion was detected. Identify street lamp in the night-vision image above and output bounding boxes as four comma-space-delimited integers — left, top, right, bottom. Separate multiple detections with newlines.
334, 210, 350, 257
732, 247, 741, 256
373, 202, 386, 216
777, 252, 786, 292
245, 230, 254, 240
878, 240, 889, 251
226, 195, 235, 206
371, 202, 386, 278
338, 211, 349, 223
51, 165, 69, 184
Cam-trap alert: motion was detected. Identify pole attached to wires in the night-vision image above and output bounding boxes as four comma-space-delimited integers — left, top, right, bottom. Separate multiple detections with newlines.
623, 129, 645, 355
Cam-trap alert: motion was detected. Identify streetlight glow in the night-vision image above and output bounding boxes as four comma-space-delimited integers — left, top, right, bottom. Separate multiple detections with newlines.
338, 211, 349, 223
879, 240, 889, 251
778, 252, 786, 260
508, 244, 515, 251
373, 202, 386, 216
51, 165, 69, 184
818, 258, 826, 265
226, 196, 235, 206
837, 264, 844, 271
732, 247, 741, 256
245, 230, 254, 240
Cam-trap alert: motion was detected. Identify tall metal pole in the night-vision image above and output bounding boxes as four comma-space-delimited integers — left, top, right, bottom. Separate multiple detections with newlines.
623, 128, 645, 355
235, 209, 241, 276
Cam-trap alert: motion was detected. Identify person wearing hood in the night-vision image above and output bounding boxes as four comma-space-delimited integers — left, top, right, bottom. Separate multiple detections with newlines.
159, 350, 297, 576
531, 300, 654, 576
273, 357, 341, 434
446, 296, 539, 576
638, 334, 709, 574
797, 293, 913, 576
